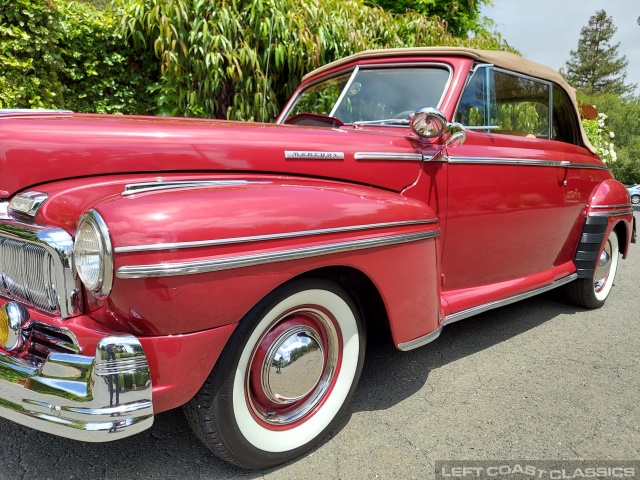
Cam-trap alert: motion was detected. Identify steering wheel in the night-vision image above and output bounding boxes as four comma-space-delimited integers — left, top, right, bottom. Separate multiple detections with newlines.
393, 110, 414, 120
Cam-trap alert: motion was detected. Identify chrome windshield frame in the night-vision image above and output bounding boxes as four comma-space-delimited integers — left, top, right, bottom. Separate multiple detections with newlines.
278, 62, 453, 127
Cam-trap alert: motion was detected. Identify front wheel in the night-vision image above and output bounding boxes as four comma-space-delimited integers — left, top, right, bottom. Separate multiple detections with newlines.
565, 230, 620, 308
184, 277, 366, 469
631, 194, 640, 205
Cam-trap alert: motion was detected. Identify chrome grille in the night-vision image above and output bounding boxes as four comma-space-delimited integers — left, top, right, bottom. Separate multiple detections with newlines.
0, 236, 60, 313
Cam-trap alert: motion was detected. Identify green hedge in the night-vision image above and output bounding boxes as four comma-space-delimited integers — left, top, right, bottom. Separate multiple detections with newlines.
1, 0, 508, 120
0, 0, 158, 114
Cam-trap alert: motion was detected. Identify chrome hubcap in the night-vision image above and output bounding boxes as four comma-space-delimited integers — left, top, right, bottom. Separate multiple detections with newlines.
247, 308, 340, 426
594, 240, 612, 292
262, 326, 324, 404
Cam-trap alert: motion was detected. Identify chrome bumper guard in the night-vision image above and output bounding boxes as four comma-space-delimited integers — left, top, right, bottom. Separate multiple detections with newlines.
0, 334, 154, 441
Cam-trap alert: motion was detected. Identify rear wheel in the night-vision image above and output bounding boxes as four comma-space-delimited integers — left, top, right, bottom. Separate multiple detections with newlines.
565, 230, 620, 308
631, 194, 640, 205
184, 277, 366, 469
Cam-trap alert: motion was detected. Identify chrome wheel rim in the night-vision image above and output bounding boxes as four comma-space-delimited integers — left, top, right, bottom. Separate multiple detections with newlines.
594, 239, 613, 292
246, 307, 340, 427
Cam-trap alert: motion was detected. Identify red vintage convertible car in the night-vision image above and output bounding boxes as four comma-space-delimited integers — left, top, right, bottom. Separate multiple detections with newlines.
0, 48, 635, 468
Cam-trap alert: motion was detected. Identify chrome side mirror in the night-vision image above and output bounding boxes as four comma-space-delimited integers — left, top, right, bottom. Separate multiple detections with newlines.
410, 107, 466, 149
410, 107, 447, 138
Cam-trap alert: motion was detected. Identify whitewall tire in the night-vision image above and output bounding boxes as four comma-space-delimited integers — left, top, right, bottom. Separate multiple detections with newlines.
184, 276, 366, 468
565, 230, 620, 309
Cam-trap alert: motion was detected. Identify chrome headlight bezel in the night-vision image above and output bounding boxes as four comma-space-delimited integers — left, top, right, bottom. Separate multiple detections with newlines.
74, 210, 114, 300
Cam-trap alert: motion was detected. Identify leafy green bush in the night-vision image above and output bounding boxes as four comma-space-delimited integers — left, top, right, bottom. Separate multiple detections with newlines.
0, 0, 158, 114
117, 0, 507, 120
579, 92, 640, 183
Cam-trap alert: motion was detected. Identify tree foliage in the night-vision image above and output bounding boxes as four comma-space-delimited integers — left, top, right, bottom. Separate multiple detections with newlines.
0, 0, 158, 113
565, 10, 636, 96
580, 92, 640, 183
364, 0, 490, 37
117, 0, 507, 120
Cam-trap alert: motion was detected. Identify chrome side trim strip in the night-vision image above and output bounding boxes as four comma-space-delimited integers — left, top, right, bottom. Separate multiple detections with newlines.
449, 157, 609, 171
397, 326, 445, 351
122, 180, 269, 196
354, 152, 423, 162
442, 273, 578, 325
397, 273, 578, 351
568, 162, 611, 171
117, 230, 439, 279
588, 208, 634, 217
114, 219, 438, 253
590, 204, 632, 209
450, 157, 560, 167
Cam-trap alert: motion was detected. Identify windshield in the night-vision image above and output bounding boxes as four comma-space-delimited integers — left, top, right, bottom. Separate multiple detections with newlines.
282, 66, 451, 125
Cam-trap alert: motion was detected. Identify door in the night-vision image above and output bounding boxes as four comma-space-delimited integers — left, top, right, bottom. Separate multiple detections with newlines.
441, 66, 580, 297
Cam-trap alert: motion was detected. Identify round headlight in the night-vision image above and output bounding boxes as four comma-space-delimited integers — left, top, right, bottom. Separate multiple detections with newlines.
74, 210, 113, 299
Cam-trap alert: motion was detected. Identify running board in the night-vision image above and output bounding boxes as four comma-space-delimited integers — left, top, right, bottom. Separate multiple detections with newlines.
397, 273, 578, 351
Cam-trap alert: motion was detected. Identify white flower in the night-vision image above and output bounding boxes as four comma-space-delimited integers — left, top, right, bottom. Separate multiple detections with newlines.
610, 131, 615, 138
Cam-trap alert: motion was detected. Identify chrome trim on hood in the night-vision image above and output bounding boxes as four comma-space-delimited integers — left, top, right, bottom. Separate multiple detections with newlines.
122, 180, 270, 196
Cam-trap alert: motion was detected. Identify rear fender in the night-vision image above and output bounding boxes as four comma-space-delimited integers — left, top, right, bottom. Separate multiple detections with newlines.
578, 180, 634, 272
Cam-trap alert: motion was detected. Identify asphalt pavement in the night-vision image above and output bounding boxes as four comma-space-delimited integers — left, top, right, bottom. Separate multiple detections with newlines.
1, 213, 638, 480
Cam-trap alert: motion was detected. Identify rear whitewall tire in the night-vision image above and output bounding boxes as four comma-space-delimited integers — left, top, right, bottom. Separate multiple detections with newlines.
593, 230, 619, 302
565, 230, 620, 309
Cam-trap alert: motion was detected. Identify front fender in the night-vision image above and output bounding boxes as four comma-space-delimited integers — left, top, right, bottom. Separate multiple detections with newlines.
86, 177, 440, 338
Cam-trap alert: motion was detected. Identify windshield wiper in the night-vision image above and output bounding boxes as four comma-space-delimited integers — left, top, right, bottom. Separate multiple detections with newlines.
352, 118, 410, 126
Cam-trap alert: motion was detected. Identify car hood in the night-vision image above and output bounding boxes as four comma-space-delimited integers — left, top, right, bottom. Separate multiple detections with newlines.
0, 112, 423, 198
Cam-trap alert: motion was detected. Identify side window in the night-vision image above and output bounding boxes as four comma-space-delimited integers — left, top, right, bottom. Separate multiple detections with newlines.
493, 70, 550, 138
455, 65, 495, 128
456, 66, 553, 139
551, 86, 579, 145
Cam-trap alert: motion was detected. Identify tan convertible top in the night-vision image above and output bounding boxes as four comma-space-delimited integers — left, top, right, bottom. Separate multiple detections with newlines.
303, 48, 595, 153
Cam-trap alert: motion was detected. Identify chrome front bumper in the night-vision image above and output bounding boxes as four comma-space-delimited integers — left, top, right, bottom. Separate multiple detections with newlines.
0, 334, 154, 441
